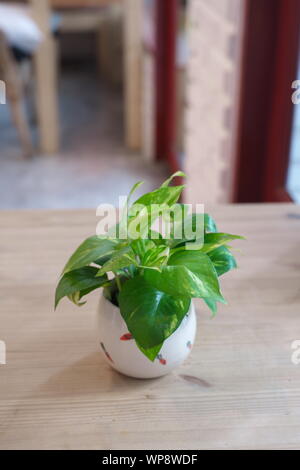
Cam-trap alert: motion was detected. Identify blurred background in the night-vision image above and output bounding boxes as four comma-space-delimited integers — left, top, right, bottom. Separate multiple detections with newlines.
0, 0, 299, 209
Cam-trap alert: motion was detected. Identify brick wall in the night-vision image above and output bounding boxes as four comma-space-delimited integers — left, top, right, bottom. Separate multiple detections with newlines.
184, 0, 244, 204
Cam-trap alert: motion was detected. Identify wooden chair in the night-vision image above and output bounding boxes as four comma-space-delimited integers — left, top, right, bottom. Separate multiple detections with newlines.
0, 0, 59, 156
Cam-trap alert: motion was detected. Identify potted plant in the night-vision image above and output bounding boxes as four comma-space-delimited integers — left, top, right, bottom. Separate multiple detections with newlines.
55, 172, 243, 378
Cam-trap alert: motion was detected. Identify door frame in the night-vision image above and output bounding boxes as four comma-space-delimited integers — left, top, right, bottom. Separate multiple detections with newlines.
233, 0, 300, 202
155, 0, 178, 171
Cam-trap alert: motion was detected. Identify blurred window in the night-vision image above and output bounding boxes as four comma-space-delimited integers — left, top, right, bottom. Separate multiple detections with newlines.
287, 52, 300, 202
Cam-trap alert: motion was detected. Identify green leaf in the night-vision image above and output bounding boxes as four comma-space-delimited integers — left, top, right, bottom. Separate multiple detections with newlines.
201, 233, 244, 254
144, 265, 205, 298
170, 212, 204, 248
118, 181, 144, 234
148, 229, 165, 244
120, 181, 144, 223
93, 254, 112, 266
208, 245, 237, 276
55, 266, 108, 308
168, 211, 217, 247
203, 297, 218, 316
118, 276, 190, 350
144, 256, 224, 302
136, 342, 163, 361
204, 213, 217, 233
133, 185, 184, 207
127, 204, 169, 240
127, 181, 144, 203
161, 171, 186, 187
164, 250, 225, 302
170, 211, 217, 249
67, 291, 86, 307
142, 245, 167, 267
127, 186, 184, 240
131, 239, 156, 258
97, 246, 137, 276
67, 288, 99, 307
62, 236, 119, 274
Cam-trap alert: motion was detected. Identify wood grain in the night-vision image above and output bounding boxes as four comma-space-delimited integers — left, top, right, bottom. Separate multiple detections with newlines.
0, 204, 300, 449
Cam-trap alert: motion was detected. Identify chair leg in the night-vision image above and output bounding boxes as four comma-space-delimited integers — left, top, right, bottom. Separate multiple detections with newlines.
31, 0, 59, 154
0, 33, 33, 158
8, 93, 33, 158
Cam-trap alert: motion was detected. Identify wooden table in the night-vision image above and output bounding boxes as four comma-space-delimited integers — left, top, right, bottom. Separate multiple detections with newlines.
0, 204, 300, 449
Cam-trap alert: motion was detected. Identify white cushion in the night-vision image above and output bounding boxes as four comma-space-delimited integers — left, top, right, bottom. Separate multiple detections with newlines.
0, 4, 42, 54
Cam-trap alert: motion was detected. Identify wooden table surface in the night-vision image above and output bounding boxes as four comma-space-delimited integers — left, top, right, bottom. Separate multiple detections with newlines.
0, 204, 300, 450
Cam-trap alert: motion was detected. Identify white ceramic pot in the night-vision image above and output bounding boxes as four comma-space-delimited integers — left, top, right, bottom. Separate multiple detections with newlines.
97, 294, 196, 379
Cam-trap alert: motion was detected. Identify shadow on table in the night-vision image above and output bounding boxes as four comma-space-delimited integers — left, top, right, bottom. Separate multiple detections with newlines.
38, 352, 161, 398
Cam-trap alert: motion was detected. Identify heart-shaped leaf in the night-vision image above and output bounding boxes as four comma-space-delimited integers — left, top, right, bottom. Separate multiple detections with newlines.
145, 251, 224, 302
168, 250, 224, 299
118, 276, 190, 350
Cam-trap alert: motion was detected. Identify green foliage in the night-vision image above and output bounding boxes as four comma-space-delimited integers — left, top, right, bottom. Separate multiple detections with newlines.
96, 246, 137, 276
144, 252, 225, 302
55, 266, 108, 308
55, 172, 244, 361
207, 246, 237, 276
200, 232, 244, 254
62, 236, 119, 274
118, 276, 190, 349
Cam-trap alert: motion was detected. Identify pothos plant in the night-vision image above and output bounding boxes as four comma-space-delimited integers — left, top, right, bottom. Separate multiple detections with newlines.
55, 171, 243, 361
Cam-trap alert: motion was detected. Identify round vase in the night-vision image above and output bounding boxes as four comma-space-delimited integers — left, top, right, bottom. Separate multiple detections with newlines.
97, 294, 196, 379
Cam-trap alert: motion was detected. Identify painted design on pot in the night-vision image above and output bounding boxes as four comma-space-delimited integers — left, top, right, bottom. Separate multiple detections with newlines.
120, 332, 133, 341
157, 353, 167, 365
100, 341, 114, 363
187, 340, 192, 350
